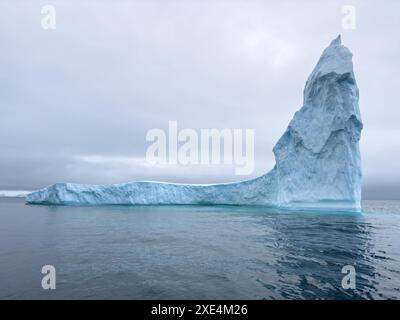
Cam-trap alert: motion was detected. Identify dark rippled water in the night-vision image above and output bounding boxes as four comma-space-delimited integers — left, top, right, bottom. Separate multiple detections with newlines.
0, 198, 399, 299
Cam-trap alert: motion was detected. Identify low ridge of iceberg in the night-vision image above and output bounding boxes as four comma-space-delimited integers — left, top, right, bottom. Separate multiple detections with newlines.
26, 35, 363, 211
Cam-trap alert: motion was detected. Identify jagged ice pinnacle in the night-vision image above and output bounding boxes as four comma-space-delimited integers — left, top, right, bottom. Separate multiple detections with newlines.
26, 35, 363, 211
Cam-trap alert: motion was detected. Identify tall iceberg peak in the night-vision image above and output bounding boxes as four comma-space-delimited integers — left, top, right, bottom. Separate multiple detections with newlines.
273, 34, 362, 208
330, 34, 342, 45
306, 34, 353, 81
26, 36, 363, 211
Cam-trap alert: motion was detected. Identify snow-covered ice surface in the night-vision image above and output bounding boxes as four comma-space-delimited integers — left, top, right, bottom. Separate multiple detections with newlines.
26, 36, 363, 211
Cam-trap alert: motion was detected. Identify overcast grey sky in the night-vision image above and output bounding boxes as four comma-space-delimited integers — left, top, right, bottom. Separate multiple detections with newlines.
0, 0, 399, 199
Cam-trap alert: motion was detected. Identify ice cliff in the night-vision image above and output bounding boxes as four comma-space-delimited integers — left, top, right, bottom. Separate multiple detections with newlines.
26, 35, 363, 211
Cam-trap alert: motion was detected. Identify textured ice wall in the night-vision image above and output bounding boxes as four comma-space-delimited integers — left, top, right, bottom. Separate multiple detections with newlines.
26, 36, 363, 211
273, 35, 363, 209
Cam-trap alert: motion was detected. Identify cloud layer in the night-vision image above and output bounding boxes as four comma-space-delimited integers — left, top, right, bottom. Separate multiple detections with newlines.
1, 0, 399, 199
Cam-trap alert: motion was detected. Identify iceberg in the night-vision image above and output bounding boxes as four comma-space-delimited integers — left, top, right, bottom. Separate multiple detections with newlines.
26, 35, 363, 211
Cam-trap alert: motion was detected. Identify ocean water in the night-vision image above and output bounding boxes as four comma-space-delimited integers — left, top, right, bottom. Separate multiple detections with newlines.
0, 198, 399, 300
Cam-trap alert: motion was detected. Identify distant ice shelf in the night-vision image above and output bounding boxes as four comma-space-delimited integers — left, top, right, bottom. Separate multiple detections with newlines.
26, 35, 363, 211
1, 190, 32, 198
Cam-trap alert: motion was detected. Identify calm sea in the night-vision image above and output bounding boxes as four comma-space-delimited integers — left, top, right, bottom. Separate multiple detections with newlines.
0, 198, 399, 299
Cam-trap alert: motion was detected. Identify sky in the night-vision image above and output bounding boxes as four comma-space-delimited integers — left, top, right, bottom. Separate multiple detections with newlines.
0, 0, 399, 199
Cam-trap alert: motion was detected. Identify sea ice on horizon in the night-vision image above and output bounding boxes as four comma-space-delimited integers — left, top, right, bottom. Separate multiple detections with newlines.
26, 35, 363, 211
0, 190, 32, 198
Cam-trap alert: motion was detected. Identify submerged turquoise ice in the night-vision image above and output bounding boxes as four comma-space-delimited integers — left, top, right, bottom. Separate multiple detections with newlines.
26, 36, 363, 211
